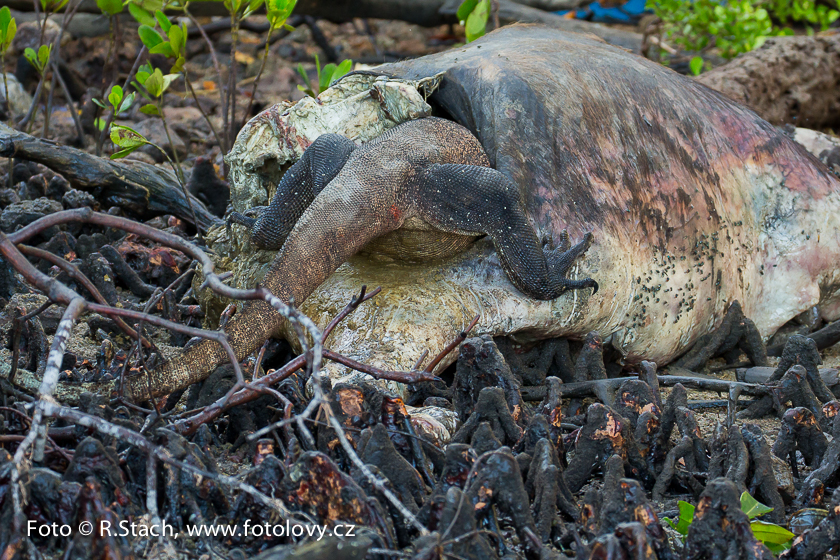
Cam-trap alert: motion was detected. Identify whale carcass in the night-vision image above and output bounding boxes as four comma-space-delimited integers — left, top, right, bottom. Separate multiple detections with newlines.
217, 24, 840, 394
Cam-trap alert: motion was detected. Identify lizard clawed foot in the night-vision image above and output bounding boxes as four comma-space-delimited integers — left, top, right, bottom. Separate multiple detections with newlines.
546, 231, 598, 294
226, 207, 270, 244
227, 210, 258, 231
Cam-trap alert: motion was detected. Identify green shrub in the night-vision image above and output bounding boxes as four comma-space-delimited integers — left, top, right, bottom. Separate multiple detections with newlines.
647, 0, 839, 64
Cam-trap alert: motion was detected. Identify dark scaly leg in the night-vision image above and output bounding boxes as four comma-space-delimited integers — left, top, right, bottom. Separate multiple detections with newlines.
228, 133, 356, 249
415, 164, 597, 300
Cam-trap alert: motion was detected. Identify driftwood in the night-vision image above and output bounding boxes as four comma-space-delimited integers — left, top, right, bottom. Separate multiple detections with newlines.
0, 123, 221, 231
737, 366, 839, 387
767, 318, 840, 357
6, 0, 644, 52
520, 373, 770, 401
697, 33, 840, 129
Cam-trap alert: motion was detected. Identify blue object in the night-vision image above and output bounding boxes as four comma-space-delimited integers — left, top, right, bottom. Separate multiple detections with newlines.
557, 0, 652, 24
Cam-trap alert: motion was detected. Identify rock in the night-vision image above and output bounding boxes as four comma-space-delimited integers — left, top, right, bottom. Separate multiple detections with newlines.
0, 73, 33, 118
47, 175, 70, 199
790, 127, 840, 176
772, 454, 796, 502
22, 173, 48, 200
61, 13, 111, 38
129, 118, 188, 163
10, 19, 66, 56
75, 233, 110, 260
0, 197, 63, 233
62, 189, 98, 210
163, 106, 211, 136
697, 34, 840, 129
0, 188, 20, 209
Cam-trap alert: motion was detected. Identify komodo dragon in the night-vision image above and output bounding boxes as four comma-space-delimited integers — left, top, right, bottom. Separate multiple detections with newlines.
141, 117, 597, 400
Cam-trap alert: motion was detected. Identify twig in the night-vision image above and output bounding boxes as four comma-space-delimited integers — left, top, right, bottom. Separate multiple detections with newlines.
10, 297, 85, 535
184, 10, 227, 156
16, 243, 152, 347
423, 314, 480, 373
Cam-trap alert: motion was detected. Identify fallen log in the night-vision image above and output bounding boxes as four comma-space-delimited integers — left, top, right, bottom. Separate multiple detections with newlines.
767, 318, 840, 357
0, 123, 221, 231
737, 366, 840, 387
520, 373, 770, 401
696, 33, 840, 129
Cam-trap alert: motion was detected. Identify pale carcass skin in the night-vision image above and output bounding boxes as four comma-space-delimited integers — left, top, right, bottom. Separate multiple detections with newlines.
267, 25, 840, 390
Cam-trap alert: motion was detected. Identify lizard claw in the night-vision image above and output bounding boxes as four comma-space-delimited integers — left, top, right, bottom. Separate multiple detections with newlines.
227, 211, 258, 230
545, 232, 597, 296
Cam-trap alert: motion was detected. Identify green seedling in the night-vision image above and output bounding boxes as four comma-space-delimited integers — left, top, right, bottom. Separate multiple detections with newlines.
297, 54, 353, 97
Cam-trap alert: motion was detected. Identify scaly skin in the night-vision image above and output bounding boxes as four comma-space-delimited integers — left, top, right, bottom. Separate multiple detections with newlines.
95, 118, 598, 403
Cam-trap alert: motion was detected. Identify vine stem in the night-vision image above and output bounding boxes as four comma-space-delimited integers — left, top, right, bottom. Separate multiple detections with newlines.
242, 24, 274, 130
185, 9, 228, 155
226, 10, 240, 149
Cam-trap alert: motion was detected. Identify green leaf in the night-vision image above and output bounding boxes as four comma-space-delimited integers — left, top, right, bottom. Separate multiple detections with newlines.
0, 16, 16, 53
689, 56, 703, 76
160, 73, 179, 94
666, 500, 695, 536
139, 103, 161, 116
138, 25, 165, 50
243, 0, 264, 17
96, 0, 123, 16
110, 124, 149, 149
148, 42, 175, 57
0, 7, 17, 53
154, 9, 172, 33
764, 541, 792, 555
111, 146, 142, 159
464, 0, 489, 42
330, 58, 352, 85
92, 98, 108, 109
107, 85, 123, 109
750, 520, 795, 545
128, 3, 156, 26
168, 23, 184, 57
296, 62, 312, 94
37, 44, 51, 69
740, 492, 774, 520
24, 47, 39, 72
266, 0, 296, 28
144, 68, 165, 97
0, 6, 11, 34
318, 62, 336, 93
117, 92, 135, 115
170, 55, 185, 74
456, 0, 479, 22
94, 117, 107, 131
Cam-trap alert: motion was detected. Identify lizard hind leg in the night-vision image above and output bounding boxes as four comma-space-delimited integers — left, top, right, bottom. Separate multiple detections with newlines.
416, 163, 597, 300
246, 133, 356, 250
